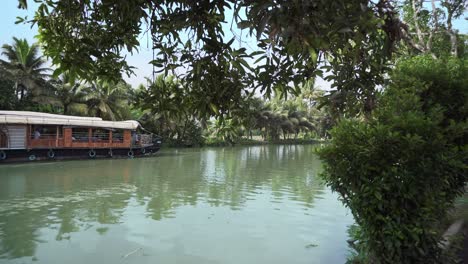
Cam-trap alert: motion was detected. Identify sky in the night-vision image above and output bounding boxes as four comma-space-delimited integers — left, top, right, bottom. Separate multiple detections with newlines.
0, 1, 466, 89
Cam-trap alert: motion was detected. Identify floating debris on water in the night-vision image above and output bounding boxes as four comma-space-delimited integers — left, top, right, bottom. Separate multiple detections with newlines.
305, 243, 318, 249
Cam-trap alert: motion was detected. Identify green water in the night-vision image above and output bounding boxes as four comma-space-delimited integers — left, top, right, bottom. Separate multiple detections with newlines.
0, 145, 353, 264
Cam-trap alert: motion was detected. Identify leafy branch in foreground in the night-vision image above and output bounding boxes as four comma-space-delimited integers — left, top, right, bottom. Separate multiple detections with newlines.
20, 0, 406, 116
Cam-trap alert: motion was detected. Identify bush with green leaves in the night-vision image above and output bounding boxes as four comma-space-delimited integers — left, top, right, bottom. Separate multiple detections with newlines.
319, 56, 467, 263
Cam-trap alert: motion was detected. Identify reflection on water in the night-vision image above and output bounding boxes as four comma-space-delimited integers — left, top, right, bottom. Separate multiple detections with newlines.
0, 145, 353, 264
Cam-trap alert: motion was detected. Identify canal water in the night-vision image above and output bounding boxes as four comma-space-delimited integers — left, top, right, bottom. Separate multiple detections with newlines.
0, 145, 353, 264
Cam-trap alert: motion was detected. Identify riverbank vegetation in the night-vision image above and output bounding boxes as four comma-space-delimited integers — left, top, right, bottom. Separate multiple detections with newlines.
0, 40, 331, 146
4, 0, 468, 263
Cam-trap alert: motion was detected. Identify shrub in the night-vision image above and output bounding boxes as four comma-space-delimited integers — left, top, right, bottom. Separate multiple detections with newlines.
319, 56, 467, 263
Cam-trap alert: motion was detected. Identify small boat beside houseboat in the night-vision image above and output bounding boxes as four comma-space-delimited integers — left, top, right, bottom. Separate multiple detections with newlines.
0, 111, 162, 162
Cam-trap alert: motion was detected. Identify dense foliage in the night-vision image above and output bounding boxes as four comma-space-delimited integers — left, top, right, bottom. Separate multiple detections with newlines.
319, 56, 467, 263
17, 0, 408, 116
0, 37, 330, 146
134, 75, 329, 146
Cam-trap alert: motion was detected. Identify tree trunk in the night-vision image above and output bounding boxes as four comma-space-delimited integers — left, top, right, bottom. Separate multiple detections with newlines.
20, 86, 25, 101
411, 0, 425, 50
448, 30, 458, 57
445, 2, 459, 57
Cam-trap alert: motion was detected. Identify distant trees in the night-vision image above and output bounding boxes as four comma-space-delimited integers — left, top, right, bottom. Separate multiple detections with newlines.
241, 98, 308, 141
132, 74, 331, 146
0, 37, 136, 121
204, 89, 330, 144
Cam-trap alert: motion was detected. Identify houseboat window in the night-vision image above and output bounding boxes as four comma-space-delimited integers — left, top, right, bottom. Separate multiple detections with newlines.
31, 125, 58, 139
112, 129, 124, 143
72, 128, 89, 142
91, 129, 110, 142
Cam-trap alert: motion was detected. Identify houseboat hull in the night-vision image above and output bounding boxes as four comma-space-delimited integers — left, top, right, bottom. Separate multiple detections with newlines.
0, 145, 161, 163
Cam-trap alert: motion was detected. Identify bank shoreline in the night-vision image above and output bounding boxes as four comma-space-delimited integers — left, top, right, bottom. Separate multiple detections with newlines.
162, 138, 327, 148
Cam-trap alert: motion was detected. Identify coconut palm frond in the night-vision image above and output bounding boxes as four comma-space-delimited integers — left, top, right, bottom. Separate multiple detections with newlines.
1, 38, 50, 102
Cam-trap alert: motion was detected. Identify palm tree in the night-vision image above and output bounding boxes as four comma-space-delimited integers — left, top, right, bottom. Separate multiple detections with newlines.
0, 38, 49, 101
210, 118, 240, 144
135, 75, 188, 137
231, 96, 266, 139
55, 73, 88, 115
85, 80, 129, 120
300, 78, 325, 109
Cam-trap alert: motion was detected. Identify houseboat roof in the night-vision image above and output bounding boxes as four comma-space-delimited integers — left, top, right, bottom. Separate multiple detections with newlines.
0, 111, 140, 130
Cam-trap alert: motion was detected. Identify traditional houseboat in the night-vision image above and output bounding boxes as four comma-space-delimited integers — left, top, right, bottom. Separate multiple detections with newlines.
0, 111, 161, 162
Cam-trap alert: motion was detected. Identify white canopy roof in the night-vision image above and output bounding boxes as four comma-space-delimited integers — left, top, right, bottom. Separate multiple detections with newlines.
0, 111, 103, 121
0, 111, 140, 130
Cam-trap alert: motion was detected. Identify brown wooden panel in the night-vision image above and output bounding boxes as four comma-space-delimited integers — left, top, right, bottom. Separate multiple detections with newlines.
123, 130, 131, 145
70, 139, 130, 149
29, 138, 64, 148
70, 142, 89, 148
64, 128, 72, 147
112, 142, 128, 148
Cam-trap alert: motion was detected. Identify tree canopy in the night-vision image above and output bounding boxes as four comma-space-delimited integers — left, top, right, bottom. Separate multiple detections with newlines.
18, 0, 408, 116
